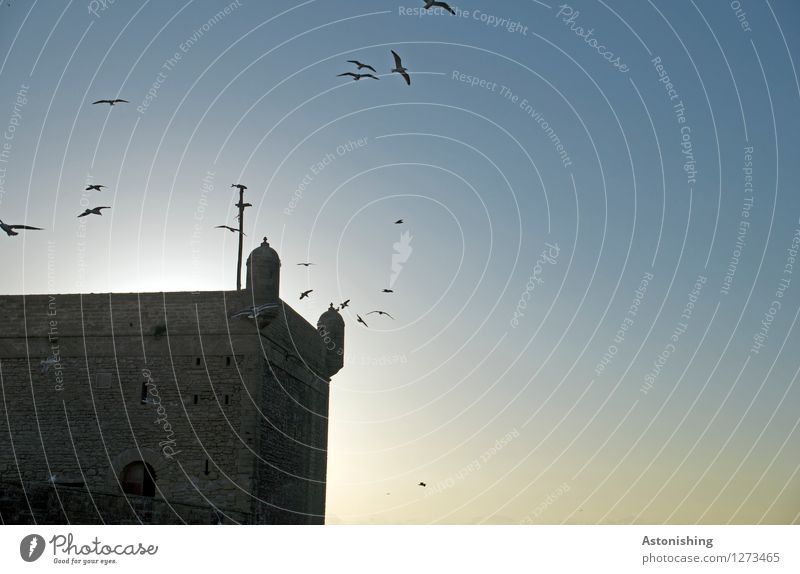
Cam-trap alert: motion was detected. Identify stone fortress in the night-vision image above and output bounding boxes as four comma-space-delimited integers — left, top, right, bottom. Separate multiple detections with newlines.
0, 238, 344, 524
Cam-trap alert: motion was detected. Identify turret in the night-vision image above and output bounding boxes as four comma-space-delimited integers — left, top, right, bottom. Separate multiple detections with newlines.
317, 303, 345, 377
246, 237, 280, 305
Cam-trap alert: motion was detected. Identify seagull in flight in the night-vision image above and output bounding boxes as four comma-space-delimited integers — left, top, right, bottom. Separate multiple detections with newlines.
356, 314, 369, 328
297, 262, 315, 267
0, 219, 43, 236
85, 184, 106, 191
382, 289, 394, 293
347, 60, 377, 73
394, 219, 403, 224
340, 299, 350, 309
229, 302, 280, 320
77, 206, 110, 217
231, 183, 247, 191
215, 225, 244, 235
423, 0, 456, 15
338, 72, 379, 81
367, 310, 395, 320
299, 290, 313, 300
92, 99, 128, 106
390, 50, 411, 86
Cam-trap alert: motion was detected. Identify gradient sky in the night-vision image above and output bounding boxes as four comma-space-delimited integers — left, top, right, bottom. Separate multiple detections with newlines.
1, 0, 799, 524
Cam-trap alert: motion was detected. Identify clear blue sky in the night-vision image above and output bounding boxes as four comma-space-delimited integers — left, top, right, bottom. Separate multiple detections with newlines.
1, 0, 799, 524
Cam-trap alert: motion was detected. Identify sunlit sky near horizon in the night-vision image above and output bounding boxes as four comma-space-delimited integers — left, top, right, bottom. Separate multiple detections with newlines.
1, 0, 800, 524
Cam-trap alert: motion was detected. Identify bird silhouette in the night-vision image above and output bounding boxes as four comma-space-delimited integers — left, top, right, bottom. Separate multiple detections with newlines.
367, 310, 395, 319
231, 183, 247, 191
390, 50, 411, 85
229, 302, 279, 320
356, 314, 369, 328
418, 482, 427, 487
338, 72, 379, 81
215, 225, 244, 235
423, 0, 456, 15
394, 219, 403, 224
297, 262, 315, 267
340, 299, 350, 309
92, 99, 128, 106
77, 206, 110, 217
382, 289, 394, 293
347, 59, 377, 73
299, 290, 313, 300
85, 184, 106, 191
1, 219, 43, 236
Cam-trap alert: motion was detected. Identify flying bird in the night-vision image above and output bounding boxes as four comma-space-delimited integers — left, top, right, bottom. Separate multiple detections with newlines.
340, 299, 350, 309
347, 60, 377, 73
215, 225, 245, 235
423, 0, 456, 15
394, 219, 403, 224
367, 310, 395, 320
338, 72, 379, 81
85, 184, 106, 191
92, 99, 128, 106
231, 183, 247, 191
390, 50, 411, 86
77, 206, 110, 217
382, 289, 394, 293
299, 290, 313, 300
229, 302, 280, 320
418, 482, 427, 487
356, 314, 369, 328
0, 219, 43, 236
297, 262, 315, 267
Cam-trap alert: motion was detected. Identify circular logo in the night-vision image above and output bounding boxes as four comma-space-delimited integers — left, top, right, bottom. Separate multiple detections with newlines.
19, 534, 46, 562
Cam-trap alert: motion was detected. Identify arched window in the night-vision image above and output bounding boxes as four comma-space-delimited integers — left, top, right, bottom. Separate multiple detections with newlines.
120, 461, 156, 497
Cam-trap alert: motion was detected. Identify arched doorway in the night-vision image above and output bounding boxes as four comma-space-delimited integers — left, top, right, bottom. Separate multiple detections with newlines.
120, 461, 156, 497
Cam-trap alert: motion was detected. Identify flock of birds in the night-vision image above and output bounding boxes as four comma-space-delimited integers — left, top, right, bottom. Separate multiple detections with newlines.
0, 0, 467, 497
0, 0, 463, 237
294, 216, 405, 328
